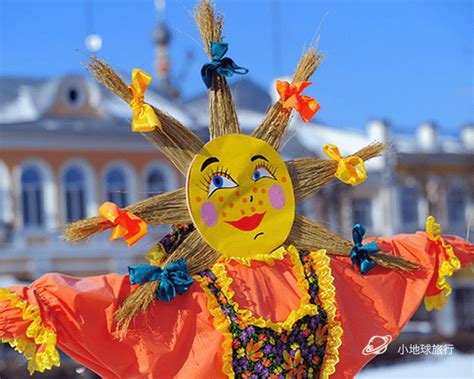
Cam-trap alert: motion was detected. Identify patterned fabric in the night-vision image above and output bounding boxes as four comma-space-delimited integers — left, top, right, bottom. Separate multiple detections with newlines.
159, 224, 195, 254
199, 250, 328, 378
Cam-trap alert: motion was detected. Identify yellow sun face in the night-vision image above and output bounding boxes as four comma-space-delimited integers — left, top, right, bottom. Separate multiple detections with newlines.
186, 134, 295, 258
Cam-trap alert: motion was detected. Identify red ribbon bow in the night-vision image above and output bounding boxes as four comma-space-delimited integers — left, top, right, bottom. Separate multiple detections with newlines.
276, 80, 320, 122
99, 202, 147, 247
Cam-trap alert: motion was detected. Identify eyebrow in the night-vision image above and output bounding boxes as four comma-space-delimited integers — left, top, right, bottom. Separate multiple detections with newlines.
250, 154, 269, 162
201, 157, 219, 171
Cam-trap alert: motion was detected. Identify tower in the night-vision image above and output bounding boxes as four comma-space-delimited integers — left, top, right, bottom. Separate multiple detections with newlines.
153, 0, 179, 99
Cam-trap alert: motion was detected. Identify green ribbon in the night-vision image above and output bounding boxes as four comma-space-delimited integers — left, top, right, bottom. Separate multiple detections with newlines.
201, 41, 249, 88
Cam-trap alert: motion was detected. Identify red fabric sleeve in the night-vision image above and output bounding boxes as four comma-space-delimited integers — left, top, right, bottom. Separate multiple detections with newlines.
1, 273, 223, 379
329, 231, 473, 378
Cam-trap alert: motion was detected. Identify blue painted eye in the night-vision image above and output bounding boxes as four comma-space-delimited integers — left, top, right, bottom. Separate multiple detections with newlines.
252, 167, 274, 181
209, 174, 238, 196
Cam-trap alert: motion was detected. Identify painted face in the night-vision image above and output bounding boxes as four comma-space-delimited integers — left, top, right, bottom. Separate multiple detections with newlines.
186, 134, 295, 258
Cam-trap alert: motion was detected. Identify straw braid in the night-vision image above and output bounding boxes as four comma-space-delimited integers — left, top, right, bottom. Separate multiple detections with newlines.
195, 0, 240, 138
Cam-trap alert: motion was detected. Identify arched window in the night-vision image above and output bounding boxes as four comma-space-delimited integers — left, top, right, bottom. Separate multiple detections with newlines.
21, 167, 44, 227
447, 186, 466, 225
145, 168, 167, 198
399, 186, 419, 230
105, 168, 128, 208
63, 166, 86, 222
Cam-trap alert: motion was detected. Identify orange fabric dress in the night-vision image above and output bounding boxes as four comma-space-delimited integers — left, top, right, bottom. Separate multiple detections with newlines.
1, 226, 473, 378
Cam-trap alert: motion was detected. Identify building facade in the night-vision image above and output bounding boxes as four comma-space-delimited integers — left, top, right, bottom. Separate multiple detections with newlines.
0, 73, 473, 346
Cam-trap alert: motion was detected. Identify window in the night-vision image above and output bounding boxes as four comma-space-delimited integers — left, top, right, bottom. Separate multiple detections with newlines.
400, 186, 419, 227
447, 186, 466, 225
145, 168, 166, 198
21, 167, 44, 227
352, 198, 372, 228
63, 166, 86, 222
105, 168, 128, 208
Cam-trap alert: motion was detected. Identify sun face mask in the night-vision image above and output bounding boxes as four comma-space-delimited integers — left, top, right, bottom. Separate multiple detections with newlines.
186, 134, 295, 258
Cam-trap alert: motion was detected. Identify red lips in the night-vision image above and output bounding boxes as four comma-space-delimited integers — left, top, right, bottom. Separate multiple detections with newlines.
225, 212, 266, 231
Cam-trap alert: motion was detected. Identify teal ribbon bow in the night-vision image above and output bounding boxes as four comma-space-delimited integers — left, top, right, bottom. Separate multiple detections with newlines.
350, 224, 380, 275
201, 41, 249, 88
128, 259, 194, 302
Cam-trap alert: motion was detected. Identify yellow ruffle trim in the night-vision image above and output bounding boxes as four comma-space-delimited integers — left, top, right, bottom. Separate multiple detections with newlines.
0, 288, 60, 374
220, 245, 288, 267
197, 245, 343, 378
214, 245, 319, 333
310, 249, 343, 379
423, 215, 462, 311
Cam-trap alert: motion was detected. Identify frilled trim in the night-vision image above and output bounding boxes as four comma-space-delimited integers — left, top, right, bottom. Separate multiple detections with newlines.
424, 216, 462, 311
0, 288, 60, 374
197, 245, 324, 378
194, 275, 235, 378
310, 249, 343, 379
214, 245, 319, 333
220, 245, 288, 267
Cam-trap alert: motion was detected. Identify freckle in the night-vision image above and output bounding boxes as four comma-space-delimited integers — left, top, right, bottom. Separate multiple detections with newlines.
281, 176, 287, 183
229, 202, 234, 208
195, 196, 202, 203
252, 187, 258, 193
222, 211, 227, 217
242, 197, 248, 203
258, 200, 263, 206
240, 209, 245, 215
261, 188, 266, 194
250, 207, 256, 212
235, 190, 240, 197
218, 196, 224, 202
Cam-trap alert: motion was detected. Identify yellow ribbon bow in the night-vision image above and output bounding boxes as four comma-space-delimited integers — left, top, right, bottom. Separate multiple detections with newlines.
99, 201, 148, 247
128, 69, 161, 132
323, 144, 367, 186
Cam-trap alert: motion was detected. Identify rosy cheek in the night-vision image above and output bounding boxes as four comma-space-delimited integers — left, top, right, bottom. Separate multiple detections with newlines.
268, 184, 285, 209
200, 201, 218, 226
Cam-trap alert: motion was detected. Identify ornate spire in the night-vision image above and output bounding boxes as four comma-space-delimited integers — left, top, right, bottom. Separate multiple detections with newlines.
153, 0, 179, 98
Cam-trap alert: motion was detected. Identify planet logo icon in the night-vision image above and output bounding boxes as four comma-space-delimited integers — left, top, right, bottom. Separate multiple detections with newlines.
362, 335, 393, 355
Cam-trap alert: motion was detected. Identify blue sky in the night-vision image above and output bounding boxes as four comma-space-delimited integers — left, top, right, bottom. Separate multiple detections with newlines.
0, 0, 472, 134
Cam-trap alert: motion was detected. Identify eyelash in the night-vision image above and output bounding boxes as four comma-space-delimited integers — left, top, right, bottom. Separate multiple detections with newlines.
199, 166, 235, 192
255, 162, 277, 178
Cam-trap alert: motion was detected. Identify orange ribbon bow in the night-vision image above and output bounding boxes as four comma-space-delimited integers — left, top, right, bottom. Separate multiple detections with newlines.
276, 80, 320, 122
323, 144, 367, 186
99, 202, 148, 247
128, 69, 161, 132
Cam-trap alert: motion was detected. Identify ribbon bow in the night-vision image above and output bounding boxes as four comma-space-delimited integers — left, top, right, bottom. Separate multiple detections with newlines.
128, 259, 194, 302
350, 224, 380, 275
201, 41, 249, 89
323, 144, 367, 186
276, 80, 320, 122
99, 201, 147, 247
128, 69, 161, 132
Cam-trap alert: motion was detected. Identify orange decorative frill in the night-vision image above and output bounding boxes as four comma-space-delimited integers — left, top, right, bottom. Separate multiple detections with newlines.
0, 288, 60, 374
423, 216, 462, 311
